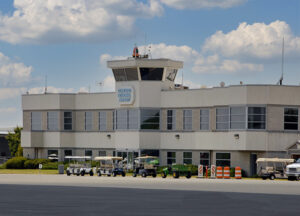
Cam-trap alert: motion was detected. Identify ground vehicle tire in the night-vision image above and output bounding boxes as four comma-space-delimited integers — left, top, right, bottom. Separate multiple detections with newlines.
112, 172, 117, 177
80, 171, 85, 176
133, 172, 137, 177
269, 175, 275, 180
97, 171, 101, 177
76, 172, 80, 176
122, 172, 126, 177
262, 177, 267, 180
186, 172, 191, 179
161, 172, 167, 178
67, 170, 71, 176
142, 172, 147, 178
89, 171, 94, 176
152, 173, 157, 178
173, 171, 179, 179
108, 174, 111, 177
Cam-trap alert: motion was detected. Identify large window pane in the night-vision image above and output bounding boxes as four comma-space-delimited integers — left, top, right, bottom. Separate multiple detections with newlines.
247, 107, 265, 130
284, 108, 298, 130
200, 152, 210, 166
216, 107, 229, 130
167, 110, 176, 130
31, 112, 42, 131
230, 107, 246, 129
99, 111, 107, 131
140, 109, 160, 130
47, 111, 58, 131
140, 68, 163, 80
166, 69, 177, 81
167, 152, 176, 165
216, 153, 231, 167
128, 109, 139, 129
183, 110, 192, 130
64, 111, 72, 130
116, 109, 128, 130
183, 152, 192, 164
200, 109, 209, 130
85, 111, 93, 131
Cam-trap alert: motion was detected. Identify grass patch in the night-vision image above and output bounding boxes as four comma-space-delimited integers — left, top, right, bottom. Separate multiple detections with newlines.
0, 169, 59, 175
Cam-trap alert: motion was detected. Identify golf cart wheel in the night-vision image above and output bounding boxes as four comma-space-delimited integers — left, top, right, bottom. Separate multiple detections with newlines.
269, 175, 275, 180
262, 177, 267, 180
186, 172, 191, 179
132, 173, 137, 177
122, 172, 126, 177
173, 172, 179, 179
89, 171, 94, 176
142, 172, 147, 178
161, 172, 167, 178
97, 171, 101, 177
76, 173, 80, 176
152, 173, 157, 178
67, 171, 71, 176
80, 171, 85, 176
112, 172, 117, 177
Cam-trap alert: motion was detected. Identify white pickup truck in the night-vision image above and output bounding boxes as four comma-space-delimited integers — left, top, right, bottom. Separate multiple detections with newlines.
286, 159, 300, 181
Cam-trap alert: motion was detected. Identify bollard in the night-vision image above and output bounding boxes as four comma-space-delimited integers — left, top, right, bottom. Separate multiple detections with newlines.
235, 166, 242, 179
216, 166, 223, 179
223, 166, 230, 179
210, 165, 216, 179
198, 165, 204, 178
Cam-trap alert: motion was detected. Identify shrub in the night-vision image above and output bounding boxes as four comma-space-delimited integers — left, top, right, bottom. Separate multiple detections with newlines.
42, 162, 58, 170
24, 160, 36, 169
5, 157, 27, 169
24, 159, 51, 169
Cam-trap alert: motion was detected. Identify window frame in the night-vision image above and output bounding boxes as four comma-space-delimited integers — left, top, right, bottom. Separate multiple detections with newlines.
216, 152, 231, 167
85, 111, 93, 131
183, 152, 192, 164
230, 106, 246, 130
31, 111, 42, 131
284, 107, 298, 131
47, 111, 59, 131
167, 152, 176, 165
200, 108, 210, 131
200, 152, 210, 166
99, 111, 107, 131
183, 109, 193, 131
216, 107, 230, 130
247, 106, 266, 130
63, 111, 73, 131
167, 109, 176, 130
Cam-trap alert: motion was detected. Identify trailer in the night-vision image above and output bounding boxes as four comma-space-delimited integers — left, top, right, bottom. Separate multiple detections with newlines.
94, 156, 126, 177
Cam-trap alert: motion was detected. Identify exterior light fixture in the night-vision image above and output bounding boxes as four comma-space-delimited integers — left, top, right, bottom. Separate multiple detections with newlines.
107, 134, 111, 139
175, 134, 180, 139
234, 134, 239, 139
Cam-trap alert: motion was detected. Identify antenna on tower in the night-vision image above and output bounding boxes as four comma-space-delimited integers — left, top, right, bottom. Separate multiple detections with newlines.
44, 75, 47, 94
277, 37, 284, 85
144, 33, 147, 55
96, 81, 103, 92
181, 71, 184, 89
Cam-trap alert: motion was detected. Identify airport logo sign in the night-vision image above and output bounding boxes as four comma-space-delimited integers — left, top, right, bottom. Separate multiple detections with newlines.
117, 86, 135, 105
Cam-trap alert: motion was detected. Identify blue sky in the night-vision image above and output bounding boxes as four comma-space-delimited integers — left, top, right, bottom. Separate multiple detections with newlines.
0, 0, 299, 128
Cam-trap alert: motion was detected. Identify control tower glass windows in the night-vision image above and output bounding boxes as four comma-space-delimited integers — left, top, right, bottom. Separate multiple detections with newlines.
140, 68, 164, 81
112, 68, 138, 81
166, 69, 178, 81
140, 109, 160, 130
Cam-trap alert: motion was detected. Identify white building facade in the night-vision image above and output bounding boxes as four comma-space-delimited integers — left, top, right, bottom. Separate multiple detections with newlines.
21, 57, 300, 176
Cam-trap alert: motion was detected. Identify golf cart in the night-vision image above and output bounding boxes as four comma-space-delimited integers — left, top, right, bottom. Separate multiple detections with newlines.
65, 156, 94, 176
256, 158, 294, 180
161, 164, 192, 179
286, 158, 300, 181
132, 156, 159, 178
94, 156, 126, 177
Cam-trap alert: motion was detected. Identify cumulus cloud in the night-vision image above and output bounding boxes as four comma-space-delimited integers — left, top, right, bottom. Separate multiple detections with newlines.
0, 88, 26, 100
160, 0, 246, 9
0, 52, 32, 85
27, 86, 74, 94
0, 0, 163, 44
203, 20, 300, 59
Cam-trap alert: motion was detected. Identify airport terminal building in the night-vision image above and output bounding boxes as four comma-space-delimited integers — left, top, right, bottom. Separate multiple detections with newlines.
21, 53, 300, 176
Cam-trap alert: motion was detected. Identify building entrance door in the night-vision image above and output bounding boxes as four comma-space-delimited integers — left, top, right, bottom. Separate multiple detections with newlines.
250, 154, 257, 176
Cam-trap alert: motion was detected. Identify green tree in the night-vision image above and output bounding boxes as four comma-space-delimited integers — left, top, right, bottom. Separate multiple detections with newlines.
6, 127, 23, 157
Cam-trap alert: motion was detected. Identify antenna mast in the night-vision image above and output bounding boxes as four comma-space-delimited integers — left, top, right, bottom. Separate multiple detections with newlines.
278, 37, 284, 85
44, 75, 47, 94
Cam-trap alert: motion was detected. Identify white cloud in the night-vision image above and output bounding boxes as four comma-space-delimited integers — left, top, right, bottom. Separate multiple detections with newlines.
99, 54, 127, 67
0, 0, 163, 44
102, 75, 115, 92
0, 107, 17, 113
160, 0, 246, 9
203, 20, 300, 59
0, 52, 32, 85
0, 88, 26, 100
27, 86, 74, 94
78, 87, 89, 93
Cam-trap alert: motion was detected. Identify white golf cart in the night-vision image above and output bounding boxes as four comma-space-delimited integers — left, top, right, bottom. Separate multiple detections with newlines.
256, 158, 294, 180
65, 156, 94, 176
94, 156, 126, 177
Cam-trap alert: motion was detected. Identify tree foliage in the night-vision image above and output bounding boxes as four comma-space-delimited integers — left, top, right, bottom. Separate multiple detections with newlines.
6, 127, 22, 157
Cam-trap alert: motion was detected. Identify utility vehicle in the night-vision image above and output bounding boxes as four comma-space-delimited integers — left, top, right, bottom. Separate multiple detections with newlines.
161, 164, 192, 179
132, 156, 159, 178
94, 156, 126, 177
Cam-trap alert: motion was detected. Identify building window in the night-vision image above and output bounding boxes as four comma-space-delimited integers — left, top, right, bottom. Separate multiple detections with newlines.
230, 107, 246, 129
166, 69, 177, 81
64, 111, 72, 130
128, 109, 139, 129
247, 107, 266, 129
112, 68, 139, 81
85, 150, 92, 157
48, 150, 58, 157
99, 151, 106, 156
85, 112, 93, 131
200, 109, 209, 130
216, 153, 231, 167
140, 109, 160, 130
99, 111, 106, 131
183, 110, 193, 130
64, 150, 72, 157
47, 111, 58, 131
284, 108, 298, 130
167, 110, 176, 130
167, 152, 176, 165
216, 107, 229, 130
116, 109, 128, 130
183, 152, 192, 164
140, 68, 164, 81
31, 112, 42, 131
200, 152, 210, 166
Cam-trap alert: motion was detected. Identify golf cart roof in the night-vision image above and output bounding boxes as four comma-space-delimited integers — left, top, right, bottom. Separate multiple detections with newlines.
94, 156, 123, 161
136, 156, 158, 159
256, 158, 294, 163
64, 156, 92, 159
